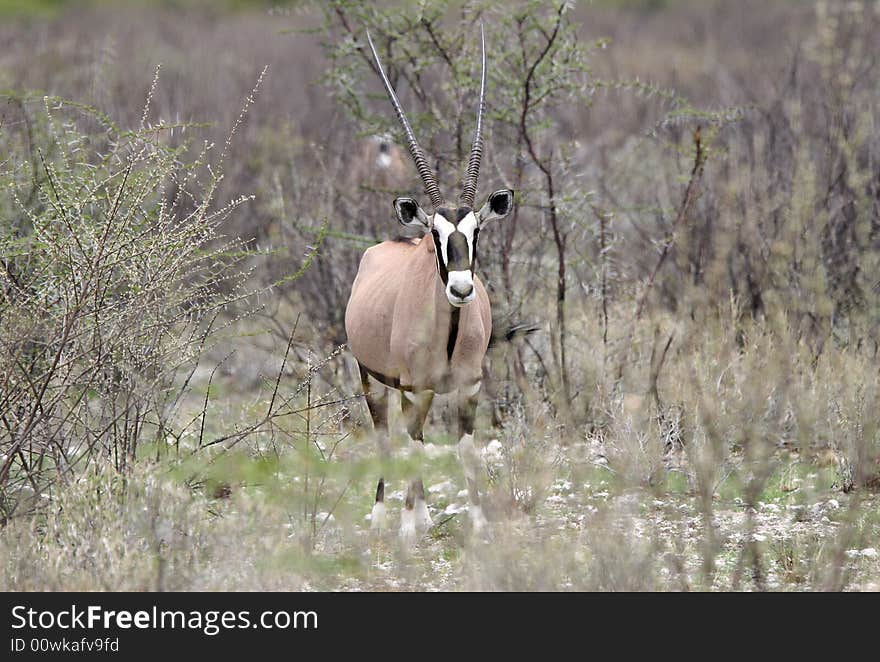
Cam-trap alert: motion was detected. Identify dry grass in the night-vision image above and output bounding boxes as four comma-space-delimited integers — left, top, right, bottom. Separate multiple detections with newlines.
1, 0, 879, 591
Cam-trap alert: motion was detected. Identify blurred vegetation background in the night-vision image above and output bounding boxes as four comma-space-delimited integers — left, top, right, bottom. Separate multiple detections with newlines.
0, 0, 878, 590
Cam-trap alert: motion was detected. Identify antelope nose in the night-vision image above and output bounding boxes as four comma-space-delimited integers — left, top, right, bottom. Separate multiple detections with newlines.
450, 283, 473, 299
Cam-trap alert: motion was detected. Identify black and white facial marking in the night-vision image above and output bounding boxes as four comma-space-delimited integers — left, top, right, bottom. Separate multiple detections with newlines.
432, 205, 479, 307
394, 189, 515, 308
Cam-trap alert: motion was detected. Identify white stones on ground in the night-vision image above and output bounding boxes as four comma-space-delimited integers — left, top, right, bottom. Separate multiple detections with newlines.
428, 479, 453, 494
413, 499, 433, 531
808, 498, 842, 520
846, 548, 878, 559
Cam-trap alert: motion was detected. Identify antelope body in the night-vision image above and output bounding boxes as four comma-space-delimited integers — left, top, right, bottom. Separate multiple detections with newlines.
347, 236, 491, 394
345, 28, 513, 541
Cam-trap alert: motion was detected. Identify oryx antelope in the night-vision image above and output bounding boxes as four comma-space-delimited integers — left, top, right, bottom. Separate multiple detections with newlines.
349, 134, 409, 193
345, 27, 515, 542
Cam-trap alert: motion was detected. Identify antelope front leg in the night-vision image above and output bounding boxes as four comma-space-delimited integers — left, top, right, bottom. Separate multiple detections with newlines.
457, 381, 488, 534
400, 390, 435, 543
359, 364, 390, 532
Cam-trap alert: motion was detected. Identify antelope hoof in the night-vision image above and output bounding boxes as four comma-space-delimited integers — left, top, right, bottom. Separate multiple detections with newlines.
370, 501, 387, 531
400, 507, 418, 545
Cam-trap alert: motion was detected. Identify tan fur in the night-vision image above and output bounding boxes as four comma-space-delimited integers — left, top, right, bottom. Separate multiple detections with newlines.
345, 235, 490, 393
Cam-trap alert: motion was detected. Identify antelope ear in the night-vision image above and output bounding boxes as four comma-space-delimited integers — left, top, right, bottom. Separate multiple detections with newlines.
478, 189, 514, 224
394, 197, 431, 230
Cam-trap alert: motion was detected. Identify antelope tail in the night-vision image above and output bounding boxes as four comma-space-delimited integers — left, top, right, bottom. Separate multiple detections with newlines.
488, 321, 541, 349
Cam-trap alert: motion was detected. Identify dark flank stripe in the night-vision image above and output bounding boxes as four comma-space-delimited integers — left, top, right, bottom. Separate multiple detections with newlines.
431, 229, 448, 284
447, 307, 461, 361
362, 366, 406, 391
471, 226, 480, 272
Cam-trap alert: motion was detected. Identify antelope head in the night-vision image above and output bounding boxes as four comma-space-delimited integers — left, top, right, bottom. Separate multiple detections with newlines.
367, 27, 514, 308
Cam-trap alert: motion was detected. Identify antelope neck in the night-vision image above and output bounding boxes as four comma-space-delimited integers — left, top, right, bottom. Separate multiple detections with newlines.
420, 236, 463, 362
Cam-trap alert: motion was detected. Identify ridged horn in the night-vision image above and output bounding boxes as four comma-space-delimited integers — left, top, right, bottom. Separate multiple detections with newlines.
459, 23, 486, 207
366, 30, 443, 208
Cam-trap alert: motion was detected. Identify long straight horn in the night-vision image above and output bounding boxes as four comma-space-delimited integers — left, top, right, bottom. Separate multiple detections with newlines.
460, 23, 486, 207
366, 31, 443, 208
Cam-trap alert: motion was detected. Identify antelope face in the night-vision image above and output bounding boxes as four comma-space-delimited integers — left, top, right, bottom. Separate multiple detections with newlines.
394, 189, 514, 307
369, 24, 509, 308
